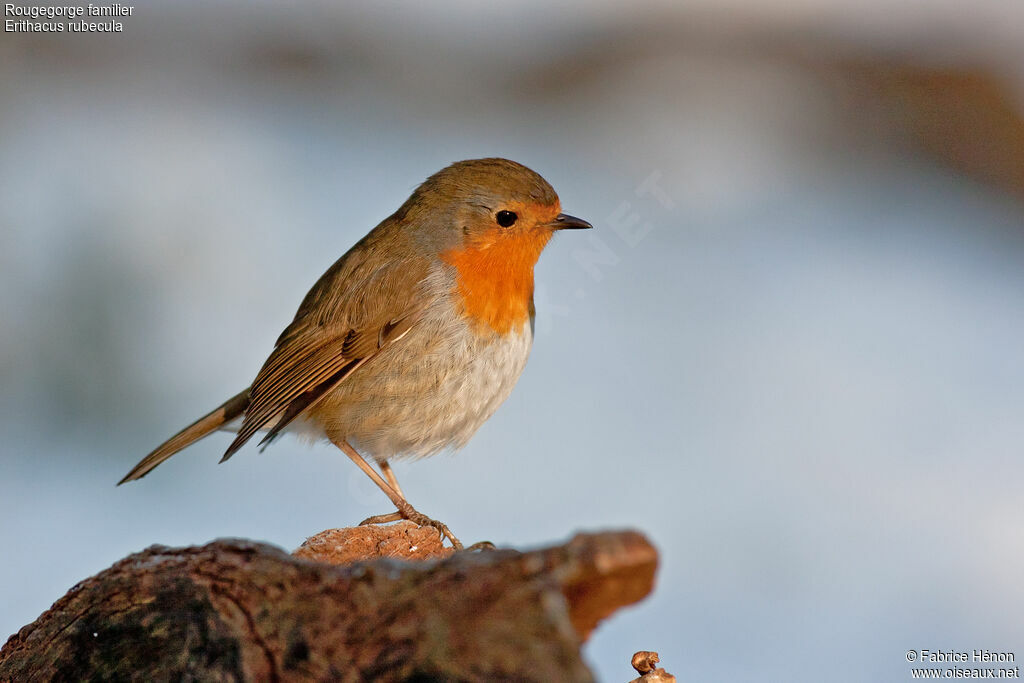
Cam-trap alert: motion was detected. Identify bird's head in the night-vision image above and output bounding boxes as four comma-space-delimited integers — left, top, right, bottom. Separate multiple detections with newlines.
402, 157, 591, 251
401, 158, 591, 334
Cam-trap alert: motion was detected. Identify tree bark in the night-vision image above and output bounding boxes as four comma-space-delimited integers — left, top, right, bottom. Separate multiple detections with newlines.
1, 528, 657, 682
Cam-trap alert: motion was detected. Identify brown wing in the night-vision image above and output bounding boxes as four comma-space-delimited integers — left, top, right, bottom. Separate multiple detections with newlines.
222, 231, 429, 460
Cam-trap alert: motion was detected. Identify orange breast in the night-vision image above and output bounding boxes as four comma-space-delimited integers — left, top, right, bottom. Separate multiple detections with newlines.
442, 228, 552, 335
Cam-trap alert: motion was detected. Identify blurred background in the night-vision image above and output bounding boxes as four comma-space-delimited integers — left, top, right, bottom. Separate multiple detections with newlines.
3, 1, 1024, 680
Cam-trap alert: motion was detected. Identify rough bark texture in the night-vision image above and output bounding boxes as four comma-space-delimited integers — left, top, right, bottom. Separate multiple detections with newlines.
0, 528, 657, 682
293, 522, 452, 564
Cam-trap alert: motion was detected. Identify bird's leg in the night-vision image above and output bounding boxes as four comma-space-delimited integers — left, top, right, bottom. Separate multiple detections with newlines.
357, 460, 406, 524
332, 438, 463, 550
368, 461, 498, 549
380, 460, 405, 498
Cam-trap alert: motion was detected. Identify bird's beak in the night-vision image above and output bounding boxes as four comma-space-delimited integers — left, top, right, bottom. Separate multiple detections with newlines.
547, 213, 593, 230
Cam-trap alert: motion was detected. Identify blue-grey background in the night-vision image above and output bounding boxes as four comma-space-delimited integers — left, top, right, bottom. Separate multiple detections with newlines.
2, 2, 1023, 680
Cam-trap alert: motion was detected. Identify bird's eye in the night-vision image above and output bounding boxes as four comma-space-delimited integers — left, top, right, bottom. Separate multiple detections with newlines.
496, 210, 518, 227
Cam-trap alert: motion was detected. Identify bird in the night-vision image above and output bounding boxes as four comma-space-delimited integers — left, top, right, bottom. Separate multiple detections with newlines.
118, 157, 592, 549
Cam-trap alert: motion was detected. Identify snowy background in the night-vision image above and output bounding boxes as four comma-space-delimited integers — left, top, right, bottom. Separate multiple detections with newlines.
2, 2, 1024, 680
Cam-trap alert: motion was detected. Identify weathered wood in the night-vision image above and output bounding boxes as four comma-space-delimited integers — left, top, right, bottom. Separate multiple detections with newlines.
293, 522, 452, 564
1, 528, 657, 682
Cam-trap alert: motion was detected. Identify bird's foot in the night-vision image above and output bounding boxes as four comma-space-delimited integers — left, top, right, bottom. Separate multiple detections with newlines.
359, 512, 404, 525
359, 504, 463, 550
465, 540, 497, 552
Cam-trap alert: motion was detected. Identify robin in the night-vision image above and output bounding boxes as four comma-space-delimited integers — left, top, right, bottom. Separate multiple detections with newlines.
119, 158, 592, 549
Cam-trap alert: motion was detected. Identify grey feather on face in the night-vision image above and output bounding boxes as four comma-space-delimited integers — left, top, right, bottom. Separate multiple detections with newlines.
411, 159, 557, 212
396, 158, 561, 250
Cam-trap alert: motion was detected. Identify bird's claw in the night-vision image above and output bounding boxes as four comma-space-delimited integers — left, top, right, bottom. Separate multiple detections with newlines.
403, 509, 463, 550
359, 506, 463, 550
359, 512, 403, 526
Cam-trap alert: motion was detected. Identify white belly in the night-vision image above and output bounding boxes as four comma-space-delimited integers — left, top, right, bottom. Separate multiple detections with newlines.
289, 311, 534, 462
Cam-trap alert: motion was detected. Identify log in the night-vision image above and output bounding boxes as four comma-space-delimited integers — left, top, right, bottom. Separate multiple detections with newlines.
0, 527, 657, 682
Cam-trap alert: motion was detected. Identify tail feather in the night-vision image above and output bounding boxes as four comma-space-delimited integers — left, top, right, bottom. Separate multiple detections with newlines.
118, 388, 250, 485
